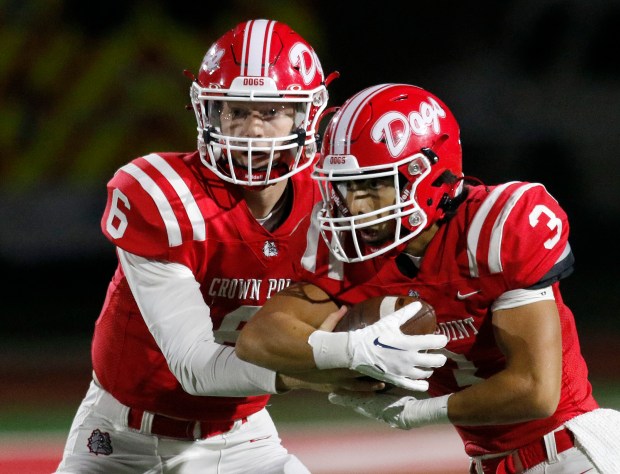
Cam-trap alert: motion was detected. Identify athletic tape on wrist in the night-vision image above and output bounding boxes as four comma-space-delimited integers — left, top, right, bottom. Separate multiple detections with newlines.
307, 330, 351, 369
402, 393, 452, 428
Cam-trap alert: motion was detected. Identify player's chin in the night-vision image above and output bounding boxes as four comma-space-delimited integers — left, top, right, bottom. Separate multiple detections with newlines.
236, 152, 281, 170
243, 152, 286, 171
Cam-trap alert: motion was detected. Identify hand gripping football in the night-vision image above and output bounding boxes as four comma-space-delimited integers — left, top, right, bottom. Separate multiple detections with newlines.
334, 295, 437, 335
334, 295, 438, 392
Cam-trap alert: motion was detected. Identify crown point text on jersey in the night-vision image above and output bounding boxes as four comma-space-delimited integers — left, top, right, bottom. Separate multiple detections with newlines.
208, 278, 292, 300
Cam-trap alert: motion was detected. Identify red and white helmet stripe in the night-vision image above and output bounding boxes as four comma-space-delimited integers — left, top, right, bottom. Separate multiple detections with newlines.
328, 84, 394, 156
239, 19, 276, 77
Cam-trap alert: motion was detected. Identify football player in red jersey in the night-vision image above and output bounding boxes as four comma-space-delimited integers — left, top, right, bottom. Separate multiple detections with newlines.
56, 23, 449, 474
237, 83, 620, 473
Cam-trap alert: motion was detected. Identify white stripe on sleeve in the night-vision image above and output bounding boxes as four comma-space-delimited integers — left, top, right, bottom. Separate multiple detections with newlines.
487, 183, 541, 274
466, 182, 517, 277
143, 154, 206, 241
120, 162, 182, 247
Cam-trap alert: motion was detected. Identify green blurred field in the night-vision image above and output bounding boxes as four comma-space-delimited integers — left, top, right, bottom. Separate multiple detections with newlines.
1, 335, 619, 434
3, 380, 619, 435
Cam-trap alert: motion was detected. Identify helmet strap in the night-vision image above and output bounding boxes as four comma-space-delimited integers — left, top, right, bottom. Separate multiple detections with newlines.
202, 126, 215, 145
294, 128, 307, 146
421, 147, 439, 164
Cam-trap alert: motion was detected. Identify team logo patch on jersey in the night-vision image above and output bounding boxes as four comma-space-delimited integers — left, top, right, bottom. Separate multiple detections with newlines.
87, 429, 113, 455
263, 241, 278, 257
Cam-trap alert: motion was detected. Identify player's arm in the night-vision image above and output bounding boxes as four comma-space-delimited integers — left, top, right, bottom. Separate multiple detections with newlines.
446, 185, 565, 424
104, 164, 290, 397
448, 296, 562, 424
237, 283, 414, 393
121, 251, 378, 395
331, 292, 562, 427
119, 249, 283, 397
235, 282, 362, 392
238, 282, 448, 392
444, 185, 568, 423
236, 282, 340, 372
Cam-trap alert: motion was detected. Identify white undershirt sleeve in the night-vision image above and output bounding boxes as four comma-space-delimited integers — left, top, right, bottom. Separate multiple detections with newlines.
491, 285, 555, 312
117, 248, 278, 396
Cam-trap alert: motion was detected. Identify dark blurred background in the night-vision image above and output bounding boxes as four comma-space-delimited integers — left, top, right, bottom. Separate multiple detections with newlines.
1, 0, 619, 368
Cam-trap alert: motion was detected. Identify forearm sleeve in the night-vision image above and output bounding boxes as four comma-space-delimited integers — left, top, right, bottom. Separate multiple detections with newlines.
118, 248, 278, 396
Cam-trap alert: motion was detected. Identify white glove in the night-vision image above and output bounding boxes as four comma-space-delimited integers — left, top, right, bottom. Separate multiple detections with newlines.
328, 392, 452, 429
308, 301, 448, 391
348, 302, 447, 390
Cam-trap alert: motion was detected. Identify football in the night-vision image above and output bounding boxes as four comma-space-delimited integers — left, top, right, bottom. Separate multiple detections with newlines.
333, 294, 437, 335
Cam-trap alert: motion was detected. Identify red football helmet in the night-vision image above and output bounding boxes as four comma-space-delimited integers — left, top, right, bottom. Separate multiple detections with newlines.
189, 19, 329, 186
313, 83, 463, 262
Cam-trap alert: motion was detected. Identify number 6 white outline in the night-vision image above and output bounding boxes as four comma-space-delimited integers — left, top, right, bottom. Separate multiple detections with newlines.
106, 188, 130, 239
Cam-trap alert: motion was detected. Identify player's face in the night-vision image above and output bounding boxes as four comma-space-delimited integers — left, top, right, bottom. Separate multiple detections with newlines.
218, 101, 296, 168
342, 177, 396, 245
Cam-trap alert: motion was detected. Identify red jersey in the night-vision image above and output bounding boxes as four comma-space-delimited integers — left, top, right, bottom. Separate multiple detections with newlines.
94, 151, 320, 422
298, 181, 598, 456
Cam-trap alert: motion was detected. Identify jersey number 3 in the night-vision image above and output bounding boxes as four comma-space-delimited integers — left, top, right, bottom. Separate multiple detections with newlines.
529, 204, 561, 249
